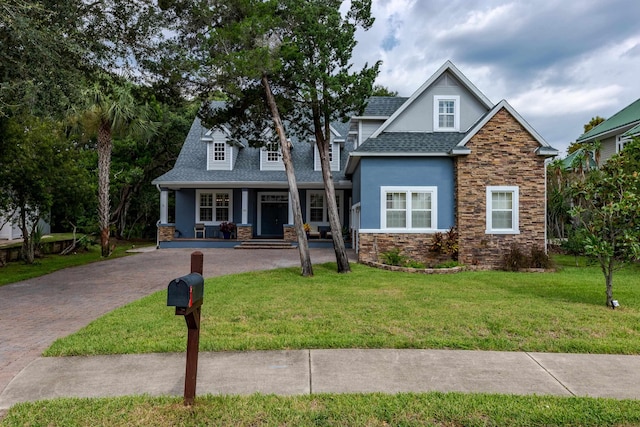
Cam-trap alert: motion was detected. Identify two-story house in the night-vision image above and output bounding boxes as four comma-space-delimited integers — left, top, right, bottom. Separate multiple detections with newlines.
153, 61, 558, 268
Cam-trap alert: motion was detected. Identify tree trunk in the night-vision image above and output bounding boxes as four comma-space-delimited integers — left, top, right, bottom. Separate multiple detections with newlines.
261, 74, 313, 277
604, 257, 615, 308
310, 101, 350, 273
97, 121, 112, 257
18, 208, 35, 264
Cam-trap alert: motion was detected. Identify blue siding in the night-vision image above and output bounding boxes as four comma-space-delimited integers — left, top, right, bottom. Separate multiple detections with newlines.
351, 166, 362, 205
359, 157, 455, 230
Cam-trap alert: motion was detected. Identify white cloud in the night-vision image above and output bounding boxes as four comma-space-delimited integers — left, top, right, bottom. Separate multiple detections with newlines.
510, 85, 624, 117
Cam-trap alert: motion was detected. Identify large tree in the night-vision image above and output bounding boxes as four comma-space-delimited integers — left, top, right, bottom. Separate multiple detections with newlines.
277, 0, 380, 272
1, 0, 163, 118
161, 0, 315, 276
0, 116, 90, 263
569, 138, 640, 307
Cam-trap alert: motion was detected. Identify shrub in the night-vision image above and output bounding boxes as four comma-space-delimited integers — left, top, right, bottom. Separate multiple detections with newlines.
530, 246, 554, 269
405, 259, 426, 269
434, 260, 461, 268
502, 245, 529, 271
430, 228, 459, 261
381, 248, 407, 266
429, 232, 444, 253
443, 227, 459, 260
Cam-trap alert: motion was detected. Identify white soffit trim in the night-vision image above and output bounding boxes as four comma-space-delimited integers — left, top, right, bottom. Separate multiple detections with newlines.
370, 61, 493, 139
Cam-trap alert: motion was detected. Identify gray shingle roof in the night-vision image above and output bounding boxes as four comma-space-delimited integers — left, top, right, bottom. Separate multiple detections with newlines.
354, 132, 466, 154
153, 117, 353, 186
362, 97, 409, 116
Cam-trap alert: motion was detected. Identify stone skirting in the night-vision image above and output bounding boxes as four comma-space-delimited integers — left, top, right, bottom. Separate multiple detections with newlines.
357, 233, 453, 266
236, 225, 253, 241
283, 225, 296, 242
158, 225, 175, 242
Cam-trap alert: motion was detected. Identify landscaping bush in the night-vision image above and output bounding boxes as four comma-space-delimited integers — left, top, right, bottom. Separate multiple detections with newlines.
380, 247, 407, 266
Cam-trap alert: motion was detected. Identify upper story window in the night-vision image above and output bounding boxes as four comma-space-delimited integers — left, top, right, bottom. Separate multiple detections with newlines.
314, 142, 340, 171
434, 95, 460, 131
213, 142, 226, 161
380, 186, 437, 230
485, 186, 519, 234
265, 142, 280, 162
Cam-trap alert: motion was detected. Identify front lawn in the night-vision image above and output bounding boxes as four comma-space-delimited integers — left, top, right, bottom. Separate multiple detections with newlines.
3, 393, 640, 427
45, 255, 640, 356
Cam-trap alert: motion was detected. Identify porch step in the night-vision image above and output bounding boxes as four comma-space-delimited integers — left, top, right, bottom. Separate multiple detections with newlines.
234, 240, 297, 250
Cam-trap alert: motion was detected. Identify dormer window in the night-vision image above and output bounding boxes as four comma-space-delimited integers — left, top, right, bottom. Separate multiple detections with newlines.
213, 142, 226, 161
434, 95, 460, 131
265, 142, 280, 162
314, 142, 340, 171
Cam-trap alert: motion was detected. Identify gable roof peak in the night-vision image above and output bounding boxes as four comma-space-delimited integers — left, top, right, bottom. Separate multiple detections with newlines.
370, 60, 493, 138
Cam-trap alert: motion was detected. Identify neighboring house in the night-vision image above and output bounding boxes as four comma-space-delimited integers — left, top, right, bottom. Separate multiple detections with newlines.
153, 61, 558, 268
576, 97, 640, 164
0, 214, 22, 240
0, 213, 50, 241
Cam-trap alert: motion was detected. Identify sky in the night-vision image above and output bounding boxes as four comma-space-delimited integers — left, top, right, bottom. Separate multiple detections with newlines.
350, 0, 640, 156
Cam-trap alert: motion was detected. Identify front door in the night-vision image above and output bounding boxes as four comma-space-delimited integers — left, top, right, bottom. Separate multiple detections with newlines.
258, 192, 289, 237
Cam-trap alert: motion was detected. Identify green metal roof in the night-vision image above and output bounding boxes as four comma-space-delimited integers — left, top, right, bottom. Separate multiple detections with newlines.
561, 147, 596, 171
624, 123, 640, 137
577, 98, 640, 142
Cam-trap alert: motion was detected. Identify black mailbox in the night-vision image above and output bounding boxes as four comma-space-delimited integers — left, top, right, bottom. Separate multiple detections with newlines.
167, 273, 204, 309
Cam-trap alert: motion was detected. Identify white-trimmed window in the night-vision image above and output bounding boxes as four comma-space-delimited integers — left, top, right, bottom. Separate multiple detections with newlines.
486, 186, 519, 234
434, 95, 460, 131
266, 142, 280, 162
306, 190, 343, 224
381, 186, 437, 230
617, 135, 632, 153
314, 142, 340, 171
196, 190, 232, 224
213, 142, 226, 161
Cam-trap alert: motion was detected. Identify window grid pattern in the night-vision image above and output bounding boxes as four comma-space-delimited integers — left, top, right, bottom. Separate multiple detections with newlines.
215, 193, 230, 222
491, 192, 513, 229
383, 188, 436, 230
438, 100, 455, 129
310, 193, 324, 222
213, 142, 225, 161
199, 193, 213, 222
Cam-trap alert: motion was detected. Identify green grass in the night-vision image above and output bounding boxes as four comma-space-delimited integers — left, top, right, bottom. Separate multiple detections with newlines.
3, 393, 640, 426
0, 239, 151, 287
45, 255, 640, 356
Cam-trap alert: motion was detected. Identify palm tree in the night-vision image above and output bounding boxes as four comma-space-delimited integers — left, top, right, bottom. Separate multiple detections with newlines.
78, 78, 155, 256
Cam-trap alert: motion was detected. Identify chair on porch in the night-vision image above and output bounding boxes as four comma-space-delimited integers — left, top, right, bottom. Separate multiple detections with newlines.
194, 223, 206, 239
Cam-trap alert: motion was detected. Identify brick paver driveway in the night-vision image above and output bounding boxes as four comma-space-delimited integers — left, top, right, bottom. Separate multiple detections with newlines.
0, 247, 351, 394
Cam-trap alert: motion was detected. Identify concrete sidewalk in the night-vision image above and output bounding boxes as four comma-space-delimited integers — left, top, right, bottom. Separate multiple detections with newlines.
2, 348, 639, 409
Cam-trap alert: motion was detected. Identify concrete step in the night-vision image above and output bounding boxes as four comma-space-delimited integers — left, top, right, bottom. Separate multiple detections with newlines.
234, 240, 297, 249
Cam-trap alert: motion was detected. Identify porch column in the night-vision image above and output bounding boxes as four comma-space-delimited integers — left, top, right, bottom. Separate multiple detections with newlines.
241, 188, 249, 224
160, 189, 169, 224
288, 191, 294, 224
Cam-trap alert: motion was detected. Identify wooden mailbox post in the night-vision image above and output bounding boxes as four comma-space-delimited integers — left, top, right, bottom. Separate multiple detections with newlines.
167, 251, 204, 406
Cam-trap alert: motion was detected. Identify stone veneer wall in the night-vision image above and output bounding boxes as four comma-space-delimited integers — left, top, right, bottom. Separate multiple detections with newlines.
455, 108, 547, 268
236, 225, 253, 241
358, 233, 452, 266
283, 225, 296, 242
158, 225, 175, 242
